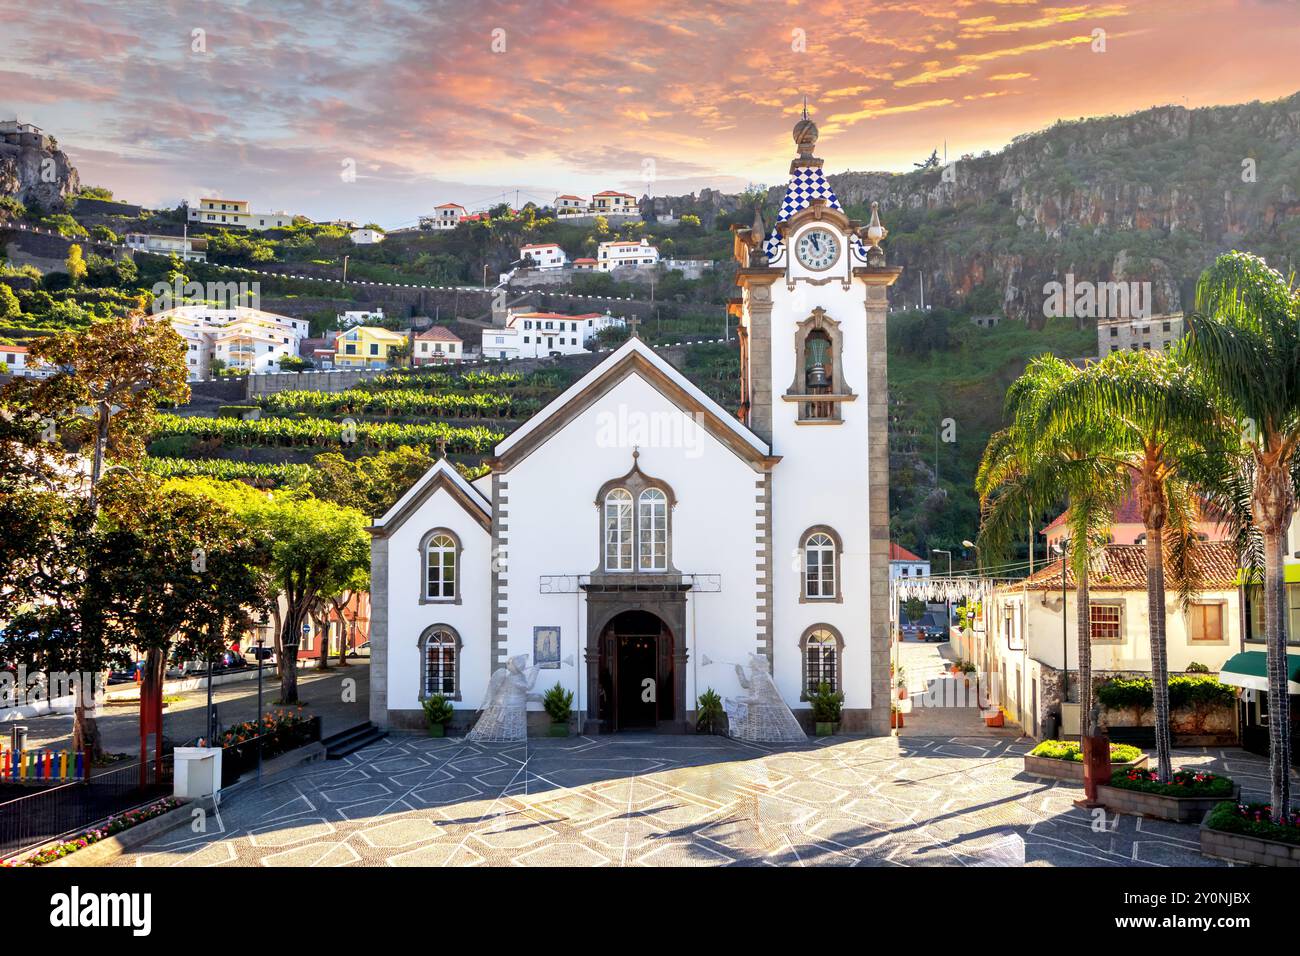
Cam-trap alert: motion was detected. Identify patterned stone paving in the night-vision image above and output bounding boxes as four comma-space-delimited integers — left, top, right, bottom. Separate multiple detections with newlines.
112, 734, 1277, 867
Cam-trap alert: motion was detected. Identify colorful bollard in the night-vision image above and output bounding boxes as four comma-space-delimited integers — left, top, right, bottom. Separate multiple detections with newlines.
59, 750, 68, 781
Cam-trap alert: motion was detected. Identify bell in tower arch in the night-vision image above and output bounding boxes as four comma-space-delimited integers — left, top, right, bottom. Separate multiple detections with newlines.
805, 331, 832, 392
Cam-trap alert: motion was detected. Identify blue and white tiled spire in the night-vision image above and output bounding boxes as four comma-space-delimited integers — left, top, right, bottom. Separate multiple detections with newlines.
762, 104, 869, 265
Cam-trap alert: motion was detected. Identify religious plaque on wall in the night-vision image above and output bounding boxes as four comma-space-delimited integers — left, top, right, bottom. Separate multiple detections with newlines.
534, 626, 561, 669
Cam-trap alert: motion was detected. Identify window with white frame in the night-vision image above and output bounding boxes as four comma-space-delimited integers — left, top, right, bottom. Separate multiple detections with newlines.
424, 532, 457, 601
638, 488, 668, 571
805, 532, 836, 598
604, 489, 633, 571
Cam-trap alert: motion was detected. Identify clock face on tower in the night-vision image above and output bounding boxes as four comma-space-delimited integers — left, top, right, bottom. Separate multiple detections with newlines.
794, 228, 839, 271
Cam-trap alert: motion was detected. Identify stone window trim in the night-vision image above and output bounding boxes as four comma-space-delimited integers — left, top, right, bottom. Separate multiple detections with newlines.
417, 527, 463, 606
592, 452, 680, 577
1088, 599, 1126, 644
798, 623, 845, 700
1187, 599, 1229, 645
417, 623, 463, 702
798, 524, 844, 604
784, 307, 856, 423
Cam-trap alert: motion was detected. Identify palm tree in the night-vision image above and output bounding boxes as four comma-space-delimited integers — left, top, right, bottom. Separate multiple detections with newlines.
1185, 251, 1300, 820
1032, 348, 1230, 781
977, 355, 1129, 736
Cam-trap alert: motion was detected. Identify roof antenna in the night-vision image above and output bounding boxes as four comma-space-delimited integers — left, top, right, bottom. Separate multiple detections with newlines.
802, 95, 808, 121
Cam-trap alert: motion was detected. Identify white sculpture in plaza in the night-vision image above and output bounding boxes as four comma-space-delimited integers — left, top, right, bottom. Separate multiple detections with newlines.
724, 653, 808, 743
466, 654, 542, 743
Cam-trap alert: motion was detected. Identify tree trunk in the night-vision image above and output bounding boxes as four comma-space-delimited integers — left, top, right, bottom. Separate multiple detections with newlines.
1263, 529, 1292, 820
72, 678, 103, 762
1077, 562, 1093, 737
1146, 528, 1174, 782
278, 613, 300, 705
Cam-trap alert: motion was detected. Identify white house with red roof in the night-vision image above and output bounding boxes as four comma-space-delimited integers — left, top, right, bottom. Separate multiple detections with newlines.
554, 194, 587, 217
413, 326, 463, 365
482, 309, 624, 360
0, 343, 53, 378
419, 203, 469, 231
597, 238, 659, 271
590, 190, 639, 216
1041, 473, 1229, 552
888, 542, 930, 581
519, 242, 567, 270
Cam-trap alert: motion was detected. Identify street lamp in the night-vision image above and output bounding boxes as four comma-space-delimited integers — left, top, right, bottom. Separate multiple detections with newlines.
962, 539, 981, 576
932, 548, 953, 632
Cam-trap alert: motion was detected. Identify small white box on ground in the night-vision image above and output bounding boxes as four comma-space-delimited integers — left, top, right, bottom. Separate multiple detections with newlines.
173, 746, 222, 799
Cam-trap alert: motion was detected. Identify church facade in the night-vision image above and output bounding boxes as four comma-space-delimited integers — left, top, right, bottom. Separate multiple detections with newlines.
368, 114, 900, 735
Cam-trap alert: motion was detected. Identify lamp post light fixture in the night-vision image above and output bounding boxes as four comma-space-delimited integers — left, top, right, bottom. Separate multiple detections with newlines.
961, 539, 981, 576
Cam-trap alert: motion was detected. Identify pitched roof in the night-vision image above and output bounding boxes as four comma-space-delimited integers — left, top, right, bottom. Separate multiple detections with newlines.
0, 344, 29, 353
556, 194, 585, 201
1016, 542, 1241, 592
491, 337, 773, 469
370, 457, 491, 536
520, 243, 562, 250
890, 543, 924, 562
416, 326, 461, 342
593, 190, 636, 198
512, 311, 604, 321
1041, 473, 1225, 536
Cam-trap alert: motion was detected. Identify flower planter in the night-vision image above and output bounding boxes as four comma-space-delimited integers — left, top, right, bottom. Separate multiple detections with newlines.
890, 711, 904, 729
1200, 808, 1300, 867
896, 686, 907, 701
548, 723, 570, 737
983, 711, 1004, 728
427, 723, 445, 738
1024, 752, 1147, 783
1097, 783, 1240, 823
815, 722, 837, 737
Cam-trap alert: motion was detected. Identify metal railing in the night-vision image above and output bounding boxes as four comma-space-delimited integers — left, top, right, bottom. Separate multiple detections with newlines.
0, 755, 173, 859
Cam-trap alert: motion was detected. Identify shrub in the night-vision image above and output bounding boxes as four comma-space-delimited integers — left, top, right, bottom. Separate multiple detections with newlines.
808, 682, 844, 723
696, 688, 724, 733
422, 693, 453, 728
1206, 801, 1300, 846
1028, 739, 1143, 763
542, 683, 574, 723
1109, 767, 1234, 797
1094, 674, 1236, 711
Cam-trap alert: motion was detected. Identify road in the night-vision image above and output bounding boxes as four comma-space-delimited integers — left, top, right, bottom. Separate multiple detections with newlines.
13, 663, 371, 755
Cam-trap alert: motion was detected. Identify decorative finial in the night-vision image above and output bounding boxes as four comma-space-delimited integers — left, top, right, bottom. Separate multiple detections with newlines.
792, 101, 819, 162
865, 201, 889, 265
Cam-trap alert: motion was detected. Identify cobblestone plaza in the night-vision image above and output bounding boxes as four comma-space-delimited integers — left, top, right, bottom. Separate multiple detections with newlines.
112, 733, 1269, 867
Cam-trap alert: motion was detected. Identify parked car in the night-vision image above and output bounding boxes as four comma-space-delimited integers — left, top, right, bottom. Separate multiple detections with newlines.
922, 628, 947, 644
349, 641, 371, 658
246, 645, 276, 663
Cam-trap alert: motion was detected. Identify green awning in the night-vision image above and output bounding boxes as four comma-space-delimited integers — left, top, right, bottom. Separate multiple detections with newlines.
1219, 651, 1300, 694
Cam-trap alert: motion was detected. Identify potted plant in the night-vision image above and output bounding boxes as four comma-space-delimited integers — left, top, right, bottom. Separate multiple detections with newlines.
543, 682, 574, 737
422, 693, 453, 738
890, 704, 905, 729
958, 660, 977, 690
983, 707, 1005, 728
809, 682, 844, 737
696, 688, 725, 735
894, 663, 908, 700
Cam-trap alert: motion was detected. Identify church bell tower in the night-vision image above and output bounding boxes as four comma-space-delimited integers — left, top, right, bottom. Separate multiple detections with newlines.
731, 107, 901, 734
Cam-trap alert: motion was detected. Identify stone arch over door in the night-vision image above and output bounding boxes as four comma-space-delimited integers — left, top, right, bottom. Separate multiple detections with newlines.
582, 588, 689, 734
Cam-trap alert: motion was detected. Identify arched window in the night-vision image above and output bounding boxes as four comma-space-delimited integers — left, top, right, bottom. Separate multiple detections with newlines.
419, 625, 462, 700
419, 529, 461, 604
604, 489, 633, 571
424, 532, 457, 601
638, 488, 668, 571
801, 626, 844, 696
805, 532, 836, 598
800, 526, 842, 603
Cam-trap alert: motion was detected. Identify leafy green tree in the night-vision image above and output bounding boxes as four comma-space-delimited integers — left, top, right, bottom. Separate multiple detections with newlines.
0, 283, 20, 320
168, 479, 370, 704
903, 596, 926, 625
64, 244, 87, 286
1185, 250, 1300, 819
24, 315, 190, 510
1032, 348, 1232, 780
977, 355, 1129, 736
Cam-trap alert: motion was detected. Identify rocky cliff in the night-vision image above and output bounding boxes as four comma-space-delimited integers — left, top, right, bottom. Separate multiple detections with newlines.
0, 132, 81, 211
645, 91, 1300, 325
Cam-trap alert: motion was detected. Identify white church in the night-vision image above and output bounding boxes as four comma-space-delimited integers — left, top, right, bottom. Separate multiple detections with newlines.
368, 113, 900, 735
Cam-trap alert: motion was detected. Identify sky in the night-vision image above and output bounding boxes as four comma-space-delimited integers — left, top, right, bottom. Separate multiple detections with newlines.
3, 0, 1298, 228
